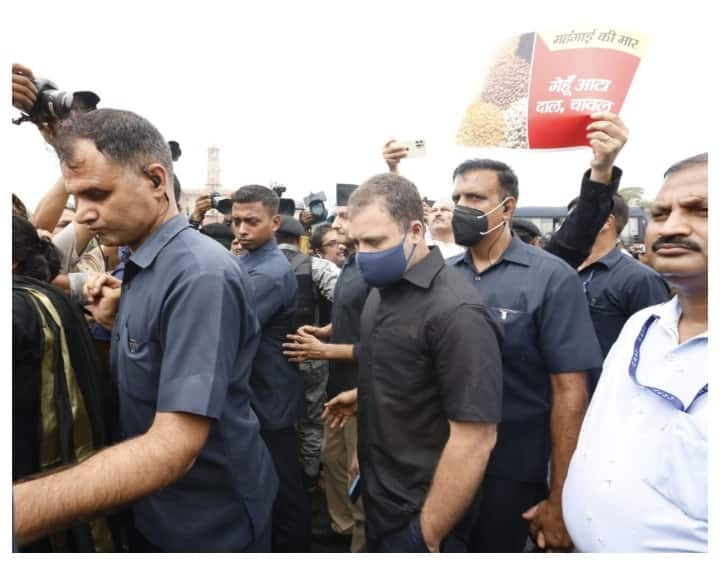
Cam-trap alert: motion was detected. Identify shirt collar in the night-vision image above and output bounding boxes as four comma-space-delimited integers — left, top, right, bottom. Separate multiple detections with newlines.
242, 237, 279, 267
650, 295, 708, 342
450, 233, 531, 270
128, 215, 189, 270
402, 247, 445, 289
594, 247, 624, 269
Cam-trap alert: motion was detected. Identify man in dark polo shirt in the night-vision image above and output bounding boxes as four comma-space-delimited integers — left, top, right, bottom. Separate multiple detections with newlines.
570, 194, 670, 397
445, 113, 631, 553
12, 109, 278, 551
232, 185, 311, 552
323, 173, 503, 552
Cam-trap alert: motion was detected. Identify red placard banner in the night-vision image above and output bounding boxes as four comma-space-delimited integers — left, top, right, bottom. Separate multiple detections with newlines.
457, 29, 647, 149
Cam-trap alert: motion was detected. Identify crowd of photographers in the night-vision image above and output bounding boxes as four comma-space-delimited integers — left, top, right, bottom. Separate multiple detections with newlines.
11, 62, 707, 553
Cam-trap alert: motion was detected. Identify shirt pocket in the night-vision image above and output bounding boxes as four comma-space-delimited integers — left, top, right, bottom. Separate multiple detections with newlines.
641, 410, 707, 521
118, 321, 161, 402
491, 307, 535, 362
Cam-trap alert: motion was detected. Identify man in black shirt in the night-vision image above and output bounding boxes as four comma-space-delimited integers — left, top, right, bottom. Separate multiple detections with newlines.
570, 194, 670, 397
323, 173, 503, 552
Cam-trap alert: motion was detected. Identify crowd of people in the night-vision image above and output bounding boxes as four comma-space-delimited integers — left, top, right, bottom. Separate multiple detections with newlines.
11, 62, 707, 553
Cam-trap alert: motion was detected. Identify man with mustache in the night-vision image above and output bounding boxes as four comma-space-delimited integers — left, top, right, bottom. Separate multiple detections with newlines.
562, 153, 708, 552
427, 199, 465, 258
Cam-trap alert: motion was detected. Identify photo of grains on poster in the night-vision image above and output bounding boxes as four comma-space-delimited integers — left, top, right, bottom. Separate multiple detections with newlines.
457, 28, 648, 149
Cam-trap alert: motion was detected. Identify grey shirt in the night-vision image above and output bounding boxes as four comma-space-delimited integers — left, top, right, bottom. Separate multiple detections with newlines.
109, 214, 277, 551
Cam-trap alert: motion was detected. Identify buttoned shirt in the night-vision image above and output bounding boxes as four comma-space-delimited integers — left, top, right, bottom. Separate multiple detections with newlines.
563, 296, 707, 552
579, 247, 670, 395
358, 247, 504, 540
238, 238, 304, 430
110, 214, 277, 551
448, 235, 603, 483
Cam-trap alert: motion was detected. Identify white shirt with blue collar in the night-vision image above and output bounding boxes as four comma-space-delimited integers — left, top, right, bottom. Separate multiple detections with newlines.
562, 295, 707, 552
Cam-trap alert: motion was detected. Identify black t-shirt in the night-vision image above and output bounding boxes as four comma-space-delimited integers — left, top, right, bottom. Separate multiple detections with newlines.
328, 254, 370, 397
357, 248, 503, 540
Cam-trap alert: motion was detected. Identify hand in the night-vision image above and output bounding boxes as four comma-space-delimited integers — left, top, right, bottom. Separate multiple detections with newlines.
283, 332, 328, 362
321, 389, 358, 428
83, 273, 122, 329
12, 63, 37, 113
192, 195, 212, 223
383, 139, 408, 173
297, 324, 331, 340
522, 499, 574, 552
586, 112, 628, 183
299, 210, 313, 228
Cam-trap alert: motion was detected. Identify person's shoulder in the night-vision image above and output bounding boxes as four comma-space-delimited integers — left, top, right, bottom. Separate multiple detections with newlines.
616, 253, 666, 281
168, 228, 243, 276
524, 242, 579, 275
433, 264, 490, 311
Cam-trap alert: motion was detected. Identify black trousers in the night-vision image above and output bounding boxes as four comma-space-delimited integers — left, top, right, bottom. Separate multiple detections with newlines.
261, 426, 312, 552
467, 476, 548, 552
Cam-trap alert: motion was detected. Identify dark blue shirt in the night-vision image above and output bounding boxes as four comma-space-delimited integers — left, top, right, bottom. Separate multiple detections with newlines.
327, 253, 370, 398
448, 235, 603, 483
110, 215, 277, 551
238, 238, 304, 430
579, 247, 670, 396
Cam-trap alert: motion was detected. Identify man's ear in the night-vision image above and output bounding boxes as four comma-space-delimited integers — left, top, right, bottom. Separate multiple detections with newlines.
409, 219, 424, 243
503, 197, 517, 220
601, 213, 615, 234
144, 163, 168, 192
270, 214, 281, 233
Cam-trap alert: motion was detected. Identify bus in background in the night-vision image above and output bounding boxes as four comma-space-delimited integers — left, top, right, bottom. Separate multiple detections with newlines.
514, 206, 648, 251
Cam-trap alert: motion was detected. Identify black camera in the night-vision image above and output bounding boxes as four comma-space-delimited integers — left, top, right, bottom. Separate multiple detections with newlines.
209, 192, 232, 214
13, 78, 100, 126
304, 191, 328, 224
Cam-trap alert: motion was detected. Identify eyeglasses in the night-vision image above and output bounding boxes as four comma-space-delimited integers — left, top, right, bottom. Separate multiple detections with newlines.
321, 239, 339, 248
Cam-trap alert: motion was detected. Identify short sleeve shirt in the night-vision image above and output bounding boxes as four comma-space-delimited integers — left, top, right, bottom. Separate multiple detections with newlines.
358, 248, 503, 539
109, 215, 278, 551
563, 297, 707, 551
448, 235, 603, 482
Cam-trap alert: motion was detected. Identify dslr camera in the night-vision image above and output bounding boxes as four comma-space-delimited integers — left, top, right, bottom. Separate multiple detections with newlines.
13, 78, 100, 125
208, 192, 232, 214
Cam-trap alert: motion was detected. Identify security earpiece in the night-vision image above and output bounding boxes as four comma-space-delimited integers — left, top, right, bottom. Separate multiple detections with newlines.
143, 166, 162, 188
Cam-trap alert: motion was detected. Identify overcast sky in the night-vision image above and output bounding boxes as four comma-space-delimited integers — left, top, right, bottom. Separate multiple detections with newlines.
3, 0, 712, 214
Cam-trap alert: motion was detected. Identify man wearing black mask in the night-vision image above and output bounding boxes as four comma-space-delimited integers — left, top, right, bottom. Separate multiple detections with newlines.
444, 113, 628, 552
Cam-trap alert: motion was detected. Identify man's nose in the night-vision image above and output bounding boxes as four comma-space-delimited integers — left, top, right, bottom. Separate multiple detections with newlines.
74, 201, 98, 225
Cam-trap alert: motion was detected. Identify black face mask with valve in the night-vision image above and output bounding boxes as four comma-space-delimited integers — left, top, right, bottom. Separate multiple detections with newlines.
451, 199, 508, 247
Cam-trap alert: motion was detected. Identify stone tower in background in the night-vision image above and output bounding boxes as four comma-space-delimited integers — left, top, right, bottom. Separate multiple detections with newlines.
206, 146, 221, 192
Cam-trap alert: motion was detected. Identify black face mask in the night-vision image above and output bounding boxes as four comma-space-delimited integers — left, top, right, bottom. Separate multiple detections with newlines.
451, 199, 508, 247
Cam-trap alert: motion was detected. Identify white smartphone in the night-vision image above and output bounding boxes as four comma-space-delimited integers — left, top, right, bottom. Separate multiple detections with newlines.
398, 139, 427, 158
